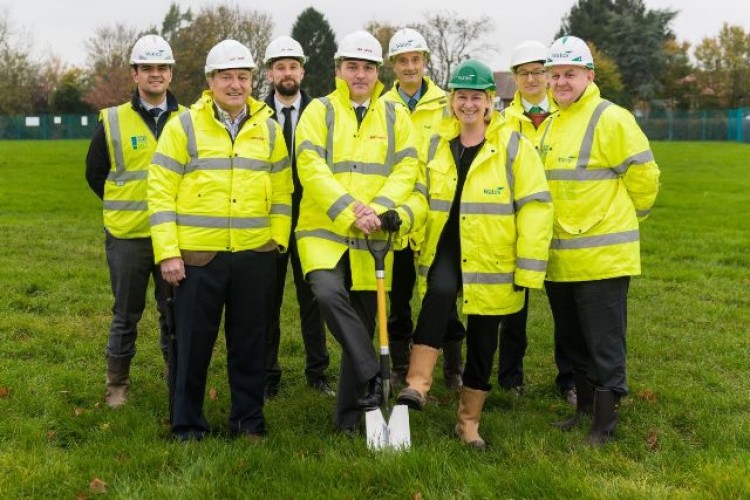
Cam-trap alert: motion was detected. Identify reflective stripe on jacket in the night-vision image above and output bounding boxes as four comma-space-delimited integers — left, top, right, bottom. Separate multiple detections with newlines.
148, 91, 293, 263
102, 103, 184, 238
382, 77, 450, 249
418, 113, 553, 315
295, 77, 419, 290
540, 83, 660, 282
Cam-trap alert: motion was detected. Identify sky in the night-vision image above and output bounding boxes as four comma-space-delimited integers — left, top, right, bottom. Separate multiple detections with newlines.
3, 0, 747, 71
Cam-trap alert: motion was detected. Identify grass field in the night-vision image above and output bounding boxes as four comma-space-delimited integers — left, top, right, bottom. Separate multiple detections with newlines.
1, 140, 749, 498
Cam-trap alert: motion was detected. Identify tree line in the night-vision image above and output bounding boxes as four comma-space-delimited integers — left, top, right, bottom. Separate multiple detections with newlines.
1, 0, 748, 117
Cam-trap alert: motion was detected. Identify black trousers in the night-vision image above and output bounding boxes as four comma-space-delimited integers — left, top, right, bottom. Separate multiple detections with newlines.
412, 242, 464, 347
105, 232, 169, 359
389, 246, 465, 345
266, 231, 329, 388
463, 314, 505, 391
172, 250, 277, 436
308, 252, 378, 429
545, 277, 630, 395
497, 289, 575, 391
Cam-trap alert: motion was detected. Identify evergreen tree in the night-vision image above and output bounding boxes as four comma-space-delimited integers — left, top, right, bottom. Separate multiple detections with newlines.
291, 7, 336, 97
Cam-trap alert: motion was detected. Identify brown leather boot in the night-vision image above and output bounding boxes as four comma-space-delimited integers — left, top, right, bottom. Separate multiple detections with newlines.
552, 372, 593, 431
455, 387, 489, 450
105, 356, 131, 408
396, 344, 439, 411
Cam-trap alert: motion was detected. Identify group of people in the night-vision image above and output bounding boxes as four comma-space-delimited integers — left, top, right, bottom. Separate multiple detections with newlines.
85, 28, 659, 448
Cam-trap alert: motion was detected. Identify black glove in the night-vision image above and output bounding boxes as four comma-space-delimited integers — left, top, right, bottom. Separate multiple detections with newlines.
379, 210, 402, 232
513, 284, 526, 292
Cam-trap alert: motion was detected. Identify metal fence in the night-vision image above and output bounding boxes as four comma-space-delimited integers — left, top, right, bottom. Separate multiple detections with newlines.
1, 108, 749, 142
635, 107, 749, 143
0, 114, 99, 140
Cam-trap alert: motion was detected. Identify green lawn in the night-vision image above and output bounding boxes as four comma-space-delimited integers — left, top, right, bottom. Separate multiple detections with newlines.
0, 140, 749, 498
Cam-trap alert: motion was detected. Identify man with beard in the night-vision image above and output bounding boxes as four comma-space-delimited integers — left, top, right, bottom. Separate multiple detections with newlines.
262, 36, 334, 400
85, 34, 185, 408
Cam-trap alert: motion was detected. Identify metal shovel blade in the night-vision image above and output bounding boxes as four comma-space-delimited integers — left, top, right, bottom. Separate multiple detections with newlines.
365, 404, 411, 451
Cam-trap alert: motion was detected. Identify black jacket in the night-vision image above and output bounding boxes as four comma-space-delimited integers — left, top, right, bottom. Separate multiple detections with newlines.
85, 90, 181, 200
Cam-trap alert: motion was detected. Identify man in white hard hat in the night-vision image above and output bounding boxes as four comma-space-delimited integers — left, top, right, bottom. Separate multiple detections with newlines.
541, 35, 660, 446
85, 34, 186, 408
381, 28, 466, 392
294, 30, 418, 433
148, 39, 293, 441
261, 36, 333, 400
499, 40, 576, 405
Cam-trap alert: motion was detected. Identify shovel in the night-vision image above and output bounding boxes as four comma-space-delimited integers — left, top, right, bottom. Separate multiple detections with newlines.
365, 229, 411, 451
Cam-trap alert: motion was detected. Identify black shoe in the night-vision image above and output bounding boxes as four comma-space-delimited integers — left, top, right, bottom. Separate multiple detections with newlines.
501, 385, 524, 397
308, 377, 336, 397
264, 384, 279, 401
357, 375, 383, 410
173, 429, 206, 442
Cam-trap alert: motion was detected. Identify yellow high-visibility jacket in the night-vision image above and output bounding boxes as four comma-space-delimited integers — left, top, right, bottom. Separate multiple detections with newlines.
417, 113, 554, 316
148, 91, 293, 264
295, 77, 419, 290
539, 83, 660, 282
501, 90, 558, 146
101, 102, 185, 238
382, 77, 451, 249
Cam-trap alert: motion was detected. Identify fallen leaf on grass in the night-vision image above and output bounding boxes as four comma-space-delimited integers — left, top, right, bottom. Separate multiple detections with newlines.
208, 388, 218, 401
646, 429, 660, 451
636, 389, 658, 403
412, 492, 423, 500
0, 386, 9, 398
74, 408, 85, 416
89, 478, 107, 493
46, 430, 56, 440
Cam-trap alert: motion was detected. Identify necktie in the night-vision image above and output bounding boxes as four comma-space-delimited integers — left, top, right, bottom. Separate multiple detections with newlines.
355, 106, 366, 127
526, 105, 549, 129
149, 108, 163, 120
529, 105, 543, 114
407, 97, 418, 112
281, 106, 294, 158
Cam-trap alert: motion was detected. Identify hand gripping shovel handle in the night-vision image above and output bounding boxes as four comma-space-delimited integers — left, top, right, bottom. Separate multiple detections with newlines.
365, 231, 393, 404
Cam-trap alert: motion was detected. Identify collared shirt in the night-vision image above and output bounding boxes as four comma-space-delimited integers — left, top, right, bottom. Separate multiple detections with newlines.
397, 85, 423, 110
350, 98, 371, 109
274, 93, 302, 140
140, 98, 167, 121
521, 96, 550, 113
214, 103, 248, 140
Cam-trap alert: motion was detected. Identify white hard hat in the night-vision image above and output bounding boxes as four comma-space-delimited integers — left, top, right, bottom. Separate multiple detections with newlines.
334, 30, 383, 64
264, 36, 307, 65
205, 40, 256, 75
388, 28, 430, 59
130, 34, 175, 65
545, 35, 594, 69
510, 40, 548, 70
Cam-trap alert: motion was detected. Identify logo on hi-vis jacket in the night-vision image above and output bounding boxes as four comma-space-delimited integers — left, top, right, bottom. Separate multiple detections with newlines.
130, 135, 148, 150
483, 186, 505, 195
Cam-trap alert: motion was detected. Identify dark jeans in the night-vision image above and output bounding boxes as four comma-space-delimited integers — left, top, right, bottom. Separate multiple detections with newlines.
545, 277, 630, 395
412, 241, 465, 347
172, 250, 277, 436
266, 232, 329, 388
390, 246, 465, 346
308, 252, 378, 430
105, 231, 168, 359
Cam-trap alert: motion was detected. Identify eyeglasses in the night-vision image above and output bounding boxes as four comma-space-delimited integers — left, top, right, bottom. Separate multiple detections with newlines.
516, 69, 546, 79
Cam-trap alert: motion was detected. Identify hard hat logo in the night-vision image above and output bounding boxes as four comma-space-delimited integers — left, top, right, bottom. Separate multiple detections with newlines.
335, 31, 384, 64
264, 36, 307, 65
388, 28, 430, 59
545, 35, 594, 69
130, 34, 175, 65
448, 60, 496, 91
205, 39, 257, 74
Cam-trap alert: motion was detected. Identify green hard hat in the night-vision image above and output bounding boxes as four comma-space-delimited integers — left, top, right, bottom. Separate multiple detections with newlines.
448, 59, 496, 91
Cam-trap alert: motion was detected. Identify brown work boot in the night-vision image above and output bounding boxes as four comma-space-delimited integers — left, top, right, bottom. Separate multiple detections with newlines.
442, 339, 464, 392
396, 344, 439, 411
105, 356, 131, 408
455, 387, 489, 450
